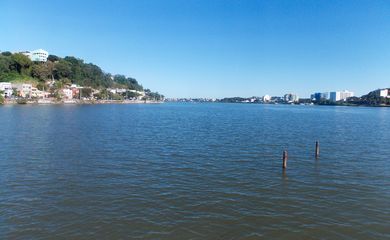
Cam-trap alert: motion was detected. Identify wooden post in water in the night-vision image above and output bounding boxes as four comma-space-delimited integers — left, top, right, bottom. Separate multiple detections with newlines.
282, 150, 288, 169
315, 141, 320, 158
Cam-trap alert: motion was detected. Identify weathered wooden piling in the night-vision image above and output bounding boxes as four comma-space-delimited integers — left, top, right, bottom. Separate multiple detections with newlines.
315, 141, 320, 158
282, 150, 288, 169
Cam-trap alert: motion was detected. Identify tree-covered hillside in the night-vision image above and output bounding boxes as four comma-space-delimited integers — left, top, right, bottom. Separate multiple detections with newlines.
359, 90, 390, 105
0, 51, 143, 91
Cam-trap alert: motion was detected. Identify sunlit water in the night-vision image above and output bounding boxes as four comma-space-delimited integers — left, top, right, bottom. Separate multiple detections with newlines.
0, 103, 389, 239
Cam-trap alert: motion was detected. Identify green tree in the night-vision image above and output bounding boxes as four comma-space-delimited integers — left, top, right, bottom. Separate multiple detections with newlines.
126, 91, 141, 99
80, 87, 93, 98
54, 81, 64, 90
0, 91, 4, 104
10, 53, 32, 74
37, 82, 47, 91
63, 56, 83, 82
31, 63, 50, 80
1, 51, 12, 56
145, 90, 164, 101
0, 55, 12, 75
360, 91, 388, 105
113, 74, 143, 91
94, 89, 109, 100
54, 60, 72, 79
47, 54, 60, 62
60, 78, 72, 86
46, 61, 55, 81
110, 93, 124, 100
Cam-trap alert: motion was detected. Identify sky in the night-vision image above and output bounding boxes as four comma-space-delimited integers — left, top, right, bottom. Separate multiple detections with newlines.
1, 0, 390, 98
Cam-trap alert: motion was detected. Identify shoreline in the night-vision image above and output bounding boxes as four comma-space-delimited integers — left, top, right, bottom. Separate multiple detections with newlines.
2, 99, 164, 105
2, 100, 389, 107
164, 101, 390, 107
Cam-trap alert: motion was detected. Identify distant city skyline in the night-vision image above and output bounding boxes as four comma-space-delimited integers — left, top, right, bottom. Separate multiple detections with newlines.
1, 0, 389, 98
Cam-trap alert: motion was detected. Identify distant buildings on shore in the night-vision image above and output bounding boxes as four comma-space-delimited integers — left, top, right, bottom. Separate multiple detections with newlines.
0, 81, 147, 101
0, 82, 13, 98
311, 90, 354, 102
262, 93, 299, 103
168, 93, 300, 104
330, 90, 354, 102
0, 82, 49, 98
284, 93, 299, 103
262, 95, 271, 102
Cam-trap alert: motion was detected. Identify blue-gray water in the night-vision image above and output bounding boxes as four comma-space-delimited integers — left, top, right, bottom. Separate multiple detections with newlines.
0, 103, 389, 239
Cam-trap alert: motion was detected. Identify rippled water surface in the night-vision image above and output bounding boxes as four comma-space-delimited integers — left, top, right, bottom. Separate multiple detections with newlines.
0, 103, 389, 239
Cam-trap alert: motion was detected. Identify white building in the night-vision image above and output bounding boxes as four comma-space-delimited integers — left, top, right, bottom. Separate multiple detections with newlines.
0, 82, 13, 98
108, 88, 128, 94
62, 89, 73, 99
21, 49, 49, 62
374, 88, 390, 98
329, 90, 354, 102
31, 87, 49, 98
12, 83, 32, 98
128, 89, 145, 96
262, 94, 271, 102
30, 49, 48, 62
284, 93, 299, 103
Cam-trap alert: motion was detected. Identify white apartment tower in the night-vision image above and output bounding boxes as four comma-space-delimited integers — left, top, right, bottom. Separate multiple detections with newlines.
329, 90, 354, 102
21, 49, 49, 62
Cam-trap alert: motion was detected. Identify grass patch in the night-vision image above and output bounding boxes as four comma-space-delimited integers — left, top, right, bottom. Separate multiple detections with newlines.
0, 72, 39, 86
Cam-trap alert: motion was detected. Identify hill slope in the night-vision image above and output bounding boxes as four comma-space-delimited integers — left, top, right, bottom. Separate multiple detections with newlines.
0, 51, 145, 92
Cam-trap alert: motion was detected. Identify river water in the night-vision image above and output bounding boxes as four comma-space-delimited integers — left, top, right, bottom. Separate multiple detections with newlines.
0, 103, 389, 239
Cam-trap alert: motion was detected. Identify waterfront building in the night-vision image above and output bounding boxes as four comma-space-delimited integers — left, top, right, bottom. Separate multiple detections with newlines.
284, 93, 299, 103
69, 84, 82, 98
127, 90, 145, 100
62, 89, 73, 99
31, 87, 49, 98
262, 95, 271, 102
128, 89, 145, 96
21, 49, 49, 62
271, 96, 282, 103
311, 92, 329, 101
108, 88, 128, 94
12, 83, 32, 98
108, 89, 116, 94
329, 90, 354, 102
374, 88, 390, 98
0, 82, 13, 98
329, 92, 340, 102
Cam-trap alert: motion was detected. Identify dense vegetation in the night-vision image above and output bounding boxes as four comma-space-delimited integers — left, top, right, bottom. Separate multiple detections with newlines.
0, 51, 162, 99
0, 91, 4, 104
358, 91, 390, 105
292, 97, 389, 106
314, 91, 390, 106
217, 97, 252, 103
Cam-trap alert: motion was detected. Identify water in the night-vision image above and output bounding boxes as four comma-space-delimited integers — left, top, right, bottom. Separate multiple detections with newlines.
0, 103, 389, 239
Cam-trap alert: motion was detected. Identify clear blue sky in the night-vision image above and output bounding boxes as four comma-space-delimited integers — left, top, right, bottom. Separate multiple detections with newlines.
1, 0, 389, 98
